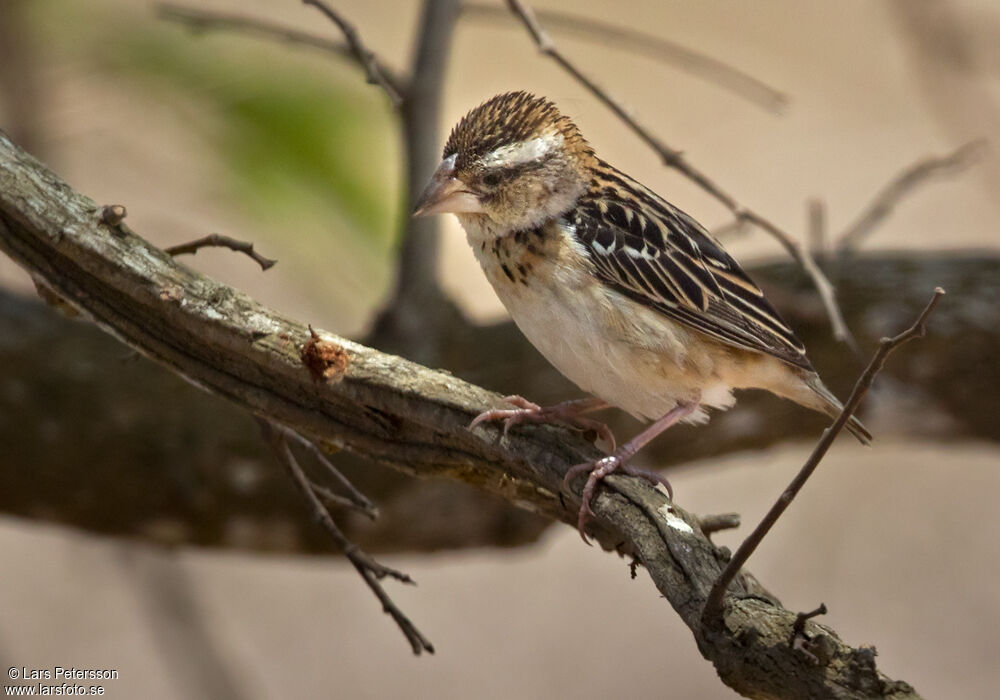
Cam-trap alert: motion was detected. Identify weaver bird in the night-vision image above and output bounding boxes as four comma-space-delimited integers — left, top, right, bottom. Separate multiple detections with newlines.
414, 91, 870, 540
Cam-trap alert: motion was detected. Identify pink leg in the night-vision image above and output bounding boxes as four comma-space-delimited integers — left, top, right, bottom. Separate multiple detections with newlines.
563, 398, 701, 543
470, 396, 616, 451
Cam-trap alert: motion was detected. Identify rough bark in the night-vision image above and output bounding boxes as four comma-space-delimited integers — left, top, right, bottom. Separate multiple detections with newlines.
0, 131, 936, 698
1, 286, 551, 553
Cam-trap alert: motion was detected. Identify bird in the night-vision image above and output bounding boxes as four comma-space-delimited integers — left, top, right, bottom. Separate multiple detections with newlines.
413, 91, 870, 541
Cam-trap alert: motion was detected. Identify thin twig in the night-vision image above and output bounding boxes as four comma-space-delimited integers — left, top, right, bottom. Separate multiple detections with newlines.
710, 216, 750, 240
741, 212, 855, 348
697, 512, 741, 536
308, 479, 362, 511
288, 430, 379, 519
156, 3, 407, 98
462, 3, 788, 113
302, 0, 403, 107
505, 0, 855, 348
836, 139, 987, 254
702, 287, 946, 623
791, 602, 828, 639
807, 198, 825, 262
164, 234, 277, 271
788, 602, 830, 665
258, 419, 434, 655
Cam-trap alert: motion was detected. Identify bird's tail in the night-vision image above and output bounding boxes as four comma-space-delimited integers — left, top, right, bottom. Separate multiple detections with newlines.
802, 374, 873, 445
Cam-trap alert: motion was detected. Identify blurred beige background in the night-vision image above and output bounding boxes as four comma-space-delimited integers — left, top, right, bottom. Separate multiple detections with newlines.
1, 0, 999, 698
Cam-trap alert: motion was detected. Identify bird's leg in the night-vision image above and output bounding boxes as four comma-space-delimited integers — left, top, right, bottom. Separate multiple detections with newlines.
563, 399, 701, 543
470, 396, 615, 450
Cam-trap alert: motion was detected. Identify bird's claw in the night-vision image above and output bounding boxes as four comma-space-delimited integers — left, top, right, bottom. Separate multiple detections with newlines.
564, 455, 673, 543
469, 395, 616, 450
620, 464, 674, 500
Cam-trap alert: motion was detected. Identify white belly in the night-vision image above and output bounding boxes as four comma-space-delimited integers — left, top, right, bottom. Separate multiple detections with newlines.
489, 254, 734, 422
458, 214, 741, 422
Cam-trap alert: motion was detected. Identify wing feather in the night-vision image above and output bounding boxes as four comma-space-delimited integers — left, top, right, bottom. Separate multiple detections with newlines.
570, 170, 811, 369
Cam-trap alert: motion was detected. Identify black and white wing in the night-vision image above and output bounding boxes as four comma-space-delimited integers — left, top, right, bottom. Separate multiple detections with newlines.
570, 169, 812, 370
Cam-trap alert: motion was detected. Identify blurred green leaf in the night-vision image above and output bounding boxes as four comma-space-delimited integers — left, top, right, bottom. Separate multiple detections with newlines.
108, 26, 401, 250
21, 0, 405, 328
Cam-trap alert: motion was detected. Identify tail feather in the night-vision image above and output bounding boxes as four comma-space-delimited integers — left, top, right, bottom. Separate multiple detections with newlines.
804, 375, 873, 446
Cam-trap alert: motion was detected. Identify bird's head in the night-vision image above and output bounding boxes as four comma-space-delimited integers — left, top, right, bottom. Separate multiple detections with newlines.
413, 92, 594, 232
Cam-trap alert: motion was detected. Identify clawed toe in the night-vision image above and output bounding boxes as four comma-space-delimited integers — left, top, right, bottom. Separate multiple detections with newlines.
469, 396, 543, 433
470, 396, 615, 450
562, 401, 696, 543
469, 409, 505, 431
564, 455, 620, 542
469, 408, 527, 435
501, 395, 540, 411
562, 460, 595, 489
564, 457, 674, 542
620, 464, 673, 500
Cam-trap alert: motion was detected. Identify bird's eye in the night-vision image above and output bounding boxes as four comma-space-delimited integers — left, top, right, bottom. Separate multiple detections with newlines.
482, 171, 502, 188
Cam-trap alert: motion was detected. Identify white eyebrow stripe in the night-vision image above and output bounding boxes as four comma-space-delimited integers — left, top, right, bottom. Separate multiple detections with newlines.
480, 131, 563, 168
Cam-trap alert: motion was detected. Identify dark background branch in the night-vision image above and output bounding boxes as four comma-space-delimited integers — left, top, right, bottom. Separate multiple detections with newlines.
369, 0, 461, 362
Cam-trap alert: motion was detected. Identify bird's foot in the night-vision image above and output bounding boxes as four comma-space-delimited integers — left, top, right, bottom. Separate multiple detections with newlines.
563, 456, 673, 543
469, 396, 615, 451
560, 399, 700, 543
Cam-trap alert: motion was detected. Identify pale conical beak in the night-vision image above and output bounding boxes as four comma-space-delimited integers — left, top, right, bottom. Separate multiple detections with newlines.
412, 154, 485, 217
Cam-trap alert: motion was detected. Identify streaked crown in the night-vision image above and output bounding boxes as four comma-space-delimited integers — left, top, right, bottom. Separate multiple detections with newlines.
443, 91, 591, 168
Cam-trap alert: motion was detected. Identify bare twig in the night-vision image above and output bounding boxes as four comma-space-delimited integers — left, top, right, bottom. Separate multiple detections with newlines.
697, 512, 741, 536
309, 480, 366, 511
258, 419, 433, 655
791, 602, 828, 639
789, 603, 831, 665
302, 0, 403, 107
807, 198, 826, 260
836, 140, 987, 254
156, 3, 407, 98
164, 233, 277, 271
710, 216, 750, 240
462, 3, 788, 113
703, 288, 946, 623
287, 429, 379, 519
505, 0, 855, 348
740, 211, 856, 348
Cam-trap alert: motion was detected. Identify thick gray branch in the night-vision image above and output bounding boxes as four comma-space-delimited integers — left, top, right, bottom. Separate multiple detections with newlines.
0, 132, 923, 698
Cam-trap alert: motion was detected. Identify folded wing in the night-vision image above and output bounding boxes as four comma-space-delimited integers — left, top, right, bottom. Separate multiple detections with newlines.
570, 169, 812, 370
